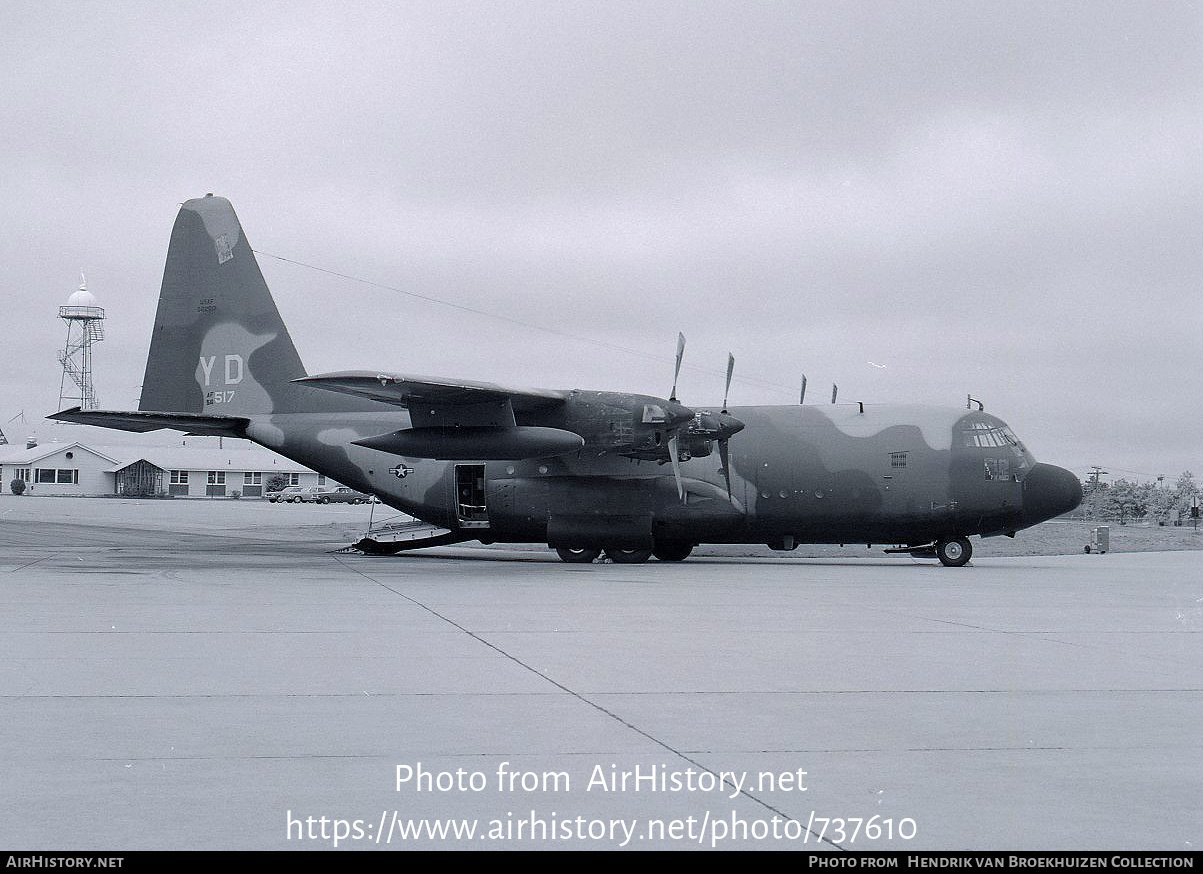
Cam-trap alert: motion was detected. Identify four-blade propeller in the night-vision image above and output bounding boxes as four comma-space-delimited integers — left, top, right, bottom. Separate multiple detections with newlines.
662, 336, 744, 504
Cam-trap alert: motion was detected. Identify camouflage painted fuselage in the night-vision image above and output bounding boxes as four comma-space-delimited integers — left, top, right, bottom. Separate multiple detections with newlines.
238, 398, 1048, 551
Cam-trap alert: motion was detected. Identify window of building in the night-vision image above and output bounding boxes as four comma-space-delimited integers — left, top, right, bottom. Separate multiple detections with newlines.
206, 470, 227, 497
56, 469, 79, 484
170, 470, 189, 485
317, 474, 326, 485
36, 469, 56, 484
242, 471, 264, 497
286, 473, 300, 486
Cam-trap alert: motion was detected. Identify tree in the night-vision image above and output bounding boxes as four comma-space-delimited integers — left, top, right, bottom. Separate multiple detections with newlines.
266, 474, 287, 493
1084, 470, 1198, 525
1147, 484, 1176, 521
1100, 479, 1151, 524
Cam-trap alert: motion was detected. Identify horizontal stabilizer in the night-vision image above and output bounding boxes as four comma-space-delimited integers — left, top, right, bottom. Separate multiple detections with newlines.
296, 371, 568, 413
354, 426, 584, 460
48, 407, 249, 437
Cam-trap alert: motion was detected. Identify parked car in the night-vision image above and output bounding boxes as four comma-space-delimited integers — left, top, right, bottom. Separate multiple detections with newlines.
326, 487, 378, 504
268, 486, 337, 504
266, 486, 298, 503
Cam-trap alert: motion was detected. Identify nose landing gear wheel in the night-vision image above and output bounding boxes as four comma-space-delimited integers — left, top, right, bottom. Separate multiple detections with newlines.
603, 547, 653, 564
935, 536, 972, 567
555, 547, 601, 563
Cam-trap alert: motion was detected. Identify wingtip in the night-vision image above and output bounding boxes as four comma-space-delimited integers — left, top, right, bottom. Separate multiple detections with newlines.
46, 407, 84, 422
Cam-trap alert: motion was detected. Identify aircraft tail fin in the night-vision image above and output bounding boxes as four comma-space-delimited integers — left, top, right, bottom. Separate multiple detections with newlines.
138, 195, 311, 416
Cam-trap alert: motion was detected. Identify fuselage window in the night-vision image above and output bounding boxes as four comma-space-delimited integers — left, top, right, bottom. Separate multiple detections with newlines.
984, 458, 1011, 481
890, 452, 908, 468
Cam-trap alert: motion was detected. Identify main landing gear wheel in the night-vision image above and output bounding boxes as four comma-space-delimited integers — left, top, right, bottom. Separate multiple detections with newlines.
604, 547, 653, 564
556, 547, 601, 564
935, 536, 972, 567
652, 542, 693, 562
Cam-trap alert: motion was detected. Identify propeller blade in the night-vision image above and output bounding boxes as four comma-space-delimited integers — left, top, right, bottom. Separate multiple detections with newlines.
722, 353, 734, 412
831, 383, 838, 404
719, 437, 732, 500
800, 374, 807, 405
670, 332, 685, 402
668, 434, 685, 502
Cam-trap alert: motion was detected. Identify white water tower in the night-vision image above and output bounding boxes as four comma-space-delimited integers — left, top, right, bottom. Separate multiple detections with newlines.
57, 273, 105, 411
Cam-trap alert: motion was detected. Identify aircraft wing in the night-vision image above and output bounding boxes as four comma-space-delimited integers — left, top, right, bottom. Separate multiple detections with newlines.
296, 371, 580, 458
48, 407, 249, 437
295, 371, 568, 420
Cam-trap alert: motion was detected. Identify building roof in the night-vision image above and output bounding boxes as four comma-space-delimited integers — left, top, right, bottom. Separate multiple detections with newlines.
107, 446, 313, 473
0, 441, 312, 474
0, 441, 120, 466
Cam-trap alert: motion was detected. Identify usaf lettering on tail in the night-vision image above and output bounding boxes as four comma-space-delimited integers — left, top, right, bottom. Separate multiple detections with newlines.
51, 195, 1082, 565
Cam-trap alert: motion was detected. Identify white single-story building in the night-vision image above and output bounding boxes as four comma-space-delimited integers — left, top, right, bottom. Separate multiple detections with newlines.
1, 440, 335, 498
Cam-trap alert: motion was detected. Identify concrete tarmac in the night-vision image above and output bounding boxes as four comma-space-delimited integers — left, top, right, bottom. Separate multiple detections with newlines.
2, 497, 1200, 850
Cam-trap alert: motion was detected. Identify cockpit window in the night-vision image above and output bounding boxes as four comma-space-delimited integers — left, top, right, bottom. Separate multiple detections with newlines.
962, 421, 1018, 448
963, 418, 1034, 481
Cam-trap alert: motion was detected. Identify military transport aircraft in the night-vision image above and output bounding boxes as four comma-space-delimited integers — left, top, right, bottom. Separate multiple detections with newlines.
52, 195, 1082, 566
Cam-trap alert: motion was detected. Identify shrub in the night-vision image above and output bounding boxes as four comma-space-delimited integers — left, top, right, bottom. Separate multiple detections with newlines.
10, 478, 26, 496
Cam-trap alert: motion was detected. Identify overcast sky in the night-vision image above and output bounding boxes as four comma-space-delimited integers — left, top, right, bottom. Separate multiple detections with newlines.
3, 1, 1200, 482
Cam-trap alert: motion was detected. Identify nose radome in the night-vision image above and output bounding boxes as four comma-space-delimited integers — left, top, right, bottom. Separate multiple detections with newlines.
1022, 463, 1083, 525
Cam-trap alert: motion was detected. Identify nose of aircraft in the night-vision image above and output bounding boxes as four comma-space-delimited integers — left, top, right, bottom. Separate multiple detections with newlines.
1022, 463, 1083, 526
